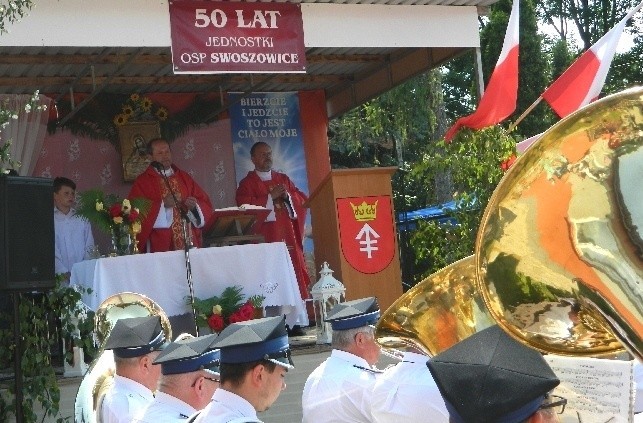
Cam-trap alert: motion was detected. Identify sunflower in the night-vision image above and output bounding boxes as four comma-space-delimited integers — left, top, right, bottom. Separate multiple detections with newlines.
141, 97, 153, 112
113, 114, 129, 126
130, 93, 140, 102
122, 105, 134, 116
156, 107, 169, 121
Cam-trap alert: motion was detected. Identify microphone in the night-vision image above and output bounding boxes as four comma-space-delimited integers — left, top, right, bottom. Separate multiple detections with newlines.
150, 161, 164, 172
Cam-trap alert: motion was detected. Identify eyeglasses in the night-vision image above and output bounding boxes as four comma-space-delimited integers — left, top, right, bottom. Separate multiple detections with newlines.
539, 394, 567, 415
191, 376, 220, 387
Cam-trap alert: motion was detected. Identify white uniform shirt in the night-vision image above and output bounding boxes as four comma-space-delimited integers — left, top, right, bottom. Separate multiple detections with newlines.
371, 351, 449, 423
133, 391, 197, 422
99, 375, 155, 423
54, 207, 94, 274
634, 360, 643, 414
192, 389, 262, 423
302, 349, 380, 423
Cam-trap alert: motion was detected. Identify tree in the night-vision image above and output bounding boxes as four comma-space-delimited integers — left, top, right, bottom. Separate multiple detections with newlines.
329, 71, 442, 211
0, 0, 35, 34
408, 126, 516, 279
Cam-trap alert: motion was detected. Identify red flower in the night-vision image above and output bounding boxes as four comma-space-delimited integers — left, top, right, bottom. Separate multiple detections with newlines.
207, 314, 225, 332
237, 302, 255, 321
128, 209, 139, 222
501, 154, 517, 172
109, 203, 122, 218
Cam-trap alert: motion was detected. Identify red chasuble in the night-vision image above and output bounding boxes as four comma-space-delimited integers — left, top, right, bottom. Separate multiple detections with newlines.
236, 170, 311, 299
129, 165, 213, 253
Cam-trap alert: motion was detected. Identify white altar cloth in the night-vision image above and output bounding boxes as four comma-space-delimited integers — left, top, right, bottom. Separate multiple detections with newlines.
70, 242, 308, 328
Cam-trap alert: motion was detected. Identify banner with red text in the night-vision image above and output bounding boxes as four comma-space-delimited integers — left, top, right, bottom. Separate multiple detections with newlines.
337, 196, 396, 274
169, 1, 306, 73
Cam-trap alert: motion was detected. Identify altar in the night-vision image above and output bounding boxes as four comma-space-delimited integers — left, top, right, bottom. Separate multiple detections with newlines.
70, 242, 309, 328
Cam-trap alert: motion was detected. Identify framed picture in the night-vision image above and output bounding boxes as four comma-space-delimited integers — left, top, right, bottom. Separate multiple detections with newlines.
117, 121, 161, 182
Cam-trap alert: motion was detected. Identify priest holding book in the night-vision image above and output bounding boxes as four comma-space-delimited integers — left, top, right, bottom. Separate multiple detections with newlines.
236, 141, 310, 333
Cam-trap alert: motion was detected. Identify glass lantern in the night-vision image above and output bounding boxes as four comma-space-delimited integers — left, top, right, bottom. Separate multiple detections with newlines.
311, 262, 346, 344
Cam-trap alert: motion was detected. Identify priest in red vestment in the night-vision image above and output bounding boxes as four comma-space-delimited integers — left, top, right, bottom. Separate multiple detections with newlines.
129, 138, 213, 253
236, 141, 311, 303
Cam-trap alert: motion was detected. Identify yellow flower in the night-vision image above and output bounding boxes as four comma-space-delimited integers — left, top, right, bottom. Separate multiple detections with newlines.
141, 97, 153, 112
114, 114, 128, 126
156, 107, 169, 121
122, 105, 134, 116
113, 216, 123, 224
95, 201, 104, 211
131, 221, 141, 233
130, 93, 140, 102
121, 198, 131, 213
212, 304, 223, 315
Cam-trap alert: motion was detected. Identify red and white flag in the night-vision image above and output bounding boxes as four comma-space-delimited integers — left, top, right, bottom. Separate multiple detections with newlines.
444, 0, 520, 142
542, 1, 643, 118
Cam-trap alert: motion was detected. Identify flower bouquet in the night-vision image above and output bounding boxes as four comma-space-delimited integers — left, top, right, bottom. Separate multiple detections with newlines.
192, 286, 259, 333
75, 189, 150, 255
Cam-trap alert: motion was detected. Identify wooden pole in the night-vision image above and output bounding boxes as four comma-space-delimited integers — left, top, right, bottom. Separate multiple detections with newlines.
508, 96, 543, 133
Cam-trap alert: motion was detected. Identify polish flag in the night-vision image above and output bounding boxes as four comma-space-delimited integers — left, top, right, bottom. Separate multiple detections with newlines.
444, 0, 519, 142
542, 1, 643, 118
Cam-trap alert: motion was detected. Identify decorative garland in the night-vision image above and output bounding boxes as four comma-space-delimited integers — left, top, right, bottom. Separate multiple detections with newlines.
48, 93, 222, 147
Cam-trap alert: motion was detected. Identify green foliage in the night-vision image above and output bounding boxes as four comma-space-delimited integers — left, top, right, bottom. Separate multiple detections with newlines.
248, 294, 266, 308
408, 126, 516, 279
191, 285, 245, 327
0, 281, 95, 422
0, 0, 34, 34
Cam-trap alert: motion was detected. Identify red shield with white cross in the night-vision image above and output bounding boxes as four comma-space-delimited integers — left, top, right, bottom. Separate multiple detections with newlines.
336, 195, 396, 274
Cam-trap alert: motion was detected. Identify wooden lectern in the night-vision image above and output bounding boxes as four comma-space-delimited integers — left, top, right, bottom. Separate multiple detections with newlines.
204, 207, 269, 247
308, 167, 402, 311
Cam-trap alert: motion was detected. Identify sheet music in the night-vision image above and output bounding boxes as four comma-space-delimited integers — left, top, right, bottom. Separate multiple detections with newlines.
545, 354, 634, 423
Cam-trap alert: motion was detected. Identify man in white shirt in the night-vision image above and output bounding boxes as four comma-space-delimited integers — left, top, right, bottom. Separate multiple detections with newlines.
134, 334, 220, 422
98, 316, 167, 423
53, 176, 94, 281
192, 316, 294, 423
371, 347, 449, 423
302, 297, 382, 423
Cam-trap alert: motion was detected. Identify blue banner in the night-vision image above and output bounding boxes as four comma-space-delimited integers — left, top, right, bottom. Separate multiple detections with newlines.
229, 92, 312, 252
230, 92, 308, 194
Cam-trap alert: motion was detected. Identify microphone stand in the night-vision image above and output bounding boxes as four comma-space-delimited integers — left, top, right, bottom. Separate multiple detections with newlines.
154, 163, 200, 336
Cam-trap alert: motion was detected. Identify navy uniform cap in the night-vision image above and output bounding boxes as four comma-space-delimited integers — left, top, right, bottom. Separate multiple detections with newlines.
213, 316, 293, 369
104, 316, 167, 358
426, 325, 560, 423
153, 334, 220, 375
324, 297, 380, 330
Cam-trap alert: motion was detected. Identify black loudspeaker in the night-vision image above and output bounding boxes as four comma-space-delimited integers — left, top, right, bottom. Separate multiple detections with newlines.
0, 176, 55, 291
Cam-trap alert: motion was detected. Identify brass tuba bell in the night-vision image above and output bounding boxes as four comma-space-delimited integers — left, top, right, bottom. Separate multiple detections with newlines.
375, 256, 495, 357
377, 87, 643, 360
476, 87, 643, 358
74, 292, 172, 423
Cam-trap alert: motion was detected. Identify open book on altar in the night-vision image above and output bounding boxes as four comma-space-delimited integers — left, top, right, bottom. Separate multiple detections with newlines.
204, 205, 270, 244
545, 354, 635, 422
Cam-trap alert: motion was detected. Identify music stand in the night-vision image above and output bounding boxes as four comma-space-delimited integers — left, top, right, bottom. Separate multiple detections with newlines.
204, 207, 270, 247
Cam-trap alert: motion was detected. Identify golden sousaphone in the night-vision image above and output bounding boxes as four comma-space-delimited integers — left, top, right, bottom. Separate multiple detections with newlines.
74, 292, 172, 423
377, 87, 643, 359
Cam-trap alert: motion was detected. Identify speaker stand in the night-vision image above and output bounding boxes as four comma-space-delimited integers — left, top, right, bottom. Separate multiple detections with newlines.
12, 292, 24, 423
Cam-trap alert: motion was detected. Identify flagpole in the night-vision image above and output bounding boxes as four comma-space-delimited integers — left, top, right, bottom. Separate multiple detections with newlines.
508, 96, 542, 133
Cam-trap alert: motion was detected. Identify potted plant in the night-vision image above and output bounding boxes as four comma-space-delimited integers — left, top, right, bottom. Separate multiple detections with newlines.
248, 294, 266, 319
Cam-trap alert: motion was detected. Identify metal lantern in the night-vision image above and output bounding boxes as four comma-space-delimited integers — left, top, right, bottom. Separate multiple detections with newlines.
311, 262, 346, 344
